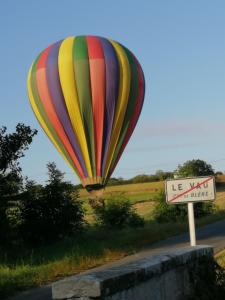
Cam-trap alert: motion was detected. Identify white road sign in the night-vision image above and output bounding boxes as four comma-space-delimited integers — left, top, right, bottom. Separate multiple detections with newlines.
165, 176, 216, 204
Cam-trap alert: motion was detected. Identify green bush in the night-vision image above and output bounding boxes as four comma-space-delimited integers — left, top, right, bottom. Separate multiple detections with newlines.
128, 212, 145, 228
188, 256, 225, 299
153, 190, 215, 223
93, 195, 144, 229
20, 186, 84, 243
20, 163, 85, 243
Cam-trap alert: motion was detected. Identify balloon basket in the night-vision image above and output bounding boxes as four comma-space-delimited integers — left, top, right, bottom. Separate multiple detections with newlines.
87, 183, 104, 197
87, 187, 105, 209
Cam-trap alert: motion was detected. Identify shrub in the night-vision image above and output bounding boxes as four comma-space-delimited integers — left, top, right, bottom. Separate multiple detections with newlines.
93, 195, 144, 229
20, 164, 85, 243
128, 212, 145, 228
188, 256, 225, 299
20, 186, 84, 243
153, 190, 215, 223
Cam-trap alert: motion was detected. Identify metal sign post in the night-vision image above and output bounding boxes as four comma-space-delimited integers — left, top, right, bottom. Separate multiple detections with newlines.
188, 202, 196, 246
165, 176, 216, 247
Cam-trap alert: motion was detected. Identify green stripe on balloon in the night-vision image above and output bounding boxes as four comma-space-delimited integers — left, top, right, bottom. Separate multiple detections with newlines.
30, 57, 79, 177
73, 36, 96, 177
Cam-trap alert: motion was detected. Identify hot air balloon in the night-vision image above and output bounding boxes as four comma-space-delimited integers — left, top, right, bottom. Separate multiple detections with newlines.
27, 35, 145, 194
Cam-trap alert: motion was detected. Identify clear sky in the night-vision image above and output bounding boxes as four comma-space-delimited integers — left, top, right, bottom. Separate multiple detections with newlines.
1, 1, 225, 184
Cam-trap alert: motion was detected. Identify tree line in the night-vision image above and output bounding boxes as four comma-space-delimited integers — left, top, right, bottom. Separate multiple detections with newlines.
99, 159, 216, 186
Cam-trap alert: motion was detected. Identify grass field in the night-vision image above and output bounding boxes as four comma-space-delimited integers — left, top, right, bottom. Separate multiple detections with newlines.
80, 181, 163, 201
82, 178, 225, 220
1, 178, 225, 299
81, 181, 163, 219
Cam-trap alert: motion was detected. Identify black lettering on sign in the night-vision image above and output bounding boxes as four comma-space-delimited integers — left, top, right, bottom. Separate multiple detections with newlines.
178, 184, 183, 191
190, 182, 206, 189
172, 185, 176, 191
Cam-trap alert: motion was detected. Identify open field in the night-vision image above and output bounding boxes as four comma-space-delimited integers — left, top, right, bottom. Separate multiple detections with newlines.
80, 181, 164, 202
81, 181, 164, 219
1, 178, 225, 299
82, 178, 225, 220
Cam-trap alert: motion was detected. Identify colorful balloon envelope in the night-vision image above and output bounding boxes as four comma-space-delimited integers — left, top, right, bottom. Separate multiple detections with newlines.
27, 35, 145, 192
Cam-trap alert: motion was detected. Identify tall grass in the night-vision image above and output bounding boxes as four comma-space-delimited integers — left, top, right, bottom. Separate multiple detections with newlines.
0, 220, 188, 299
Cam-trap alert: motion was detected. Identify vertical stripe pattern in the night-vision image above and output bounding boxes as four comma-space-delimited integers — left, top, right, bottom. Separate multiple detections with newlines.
27, 35, 145, 191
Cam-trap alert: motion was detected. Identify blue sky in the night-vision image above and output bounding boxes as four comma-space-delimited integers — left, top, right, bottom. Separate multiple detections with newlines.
1, 1, 225, 184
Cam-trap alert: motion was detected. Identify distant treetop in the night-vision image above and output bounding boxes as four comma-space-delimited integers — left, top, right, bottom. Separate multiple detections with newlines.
174, 159, 214, 178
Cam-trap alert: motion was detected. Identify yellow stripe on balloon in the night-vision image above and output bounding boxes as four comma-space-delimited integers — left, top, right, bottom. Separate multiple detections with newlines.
27, 65, 79, 178
58, 37, 93, 178
103, 41, 131, 178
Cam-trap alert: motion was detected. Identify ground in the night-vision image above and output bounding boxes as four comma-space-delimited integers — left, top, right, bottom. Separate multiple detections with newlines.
1, 177, 225, 299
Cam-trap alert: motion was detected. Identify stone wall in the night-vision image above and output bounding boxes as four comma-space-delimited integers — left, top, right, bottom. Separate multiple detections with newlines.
52, 245, 213, 300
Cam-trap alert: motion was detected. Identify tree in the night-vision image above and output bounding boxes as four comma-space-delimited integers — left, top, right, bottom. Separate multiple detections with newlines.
0, 123, 37, 173
47, 162, 65, 184
155, 170, 174, 181
0, 123, 37, 197
132, 174, 152, 183
175, 159, 214, 178
20, 162, 85, 243
0, 124, 37, 243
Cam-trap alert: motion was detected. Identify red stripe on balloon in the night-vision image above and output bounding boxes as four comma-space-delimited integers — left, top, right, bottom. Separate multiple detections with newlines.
86, 36, 105, 177
87, 36, 104, 58
36, 47, 85, 178
108, 56, 145, 178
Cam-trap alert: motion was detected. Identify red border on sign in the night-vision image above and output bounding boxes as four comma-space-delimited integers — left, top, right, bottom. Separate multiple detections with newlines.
169, 176, 213, 203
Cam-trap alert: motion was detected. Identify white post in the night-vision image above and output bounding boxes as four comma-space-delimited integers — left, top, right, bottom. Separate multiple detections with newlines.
188, 202, 196, 246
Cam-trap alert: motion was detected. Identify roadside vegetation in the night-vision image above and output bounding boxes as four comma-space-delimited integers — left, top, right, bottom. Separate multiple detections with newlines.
1, 125, 225, 298
216, 249, 225, 269
188, 254, 225, 300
